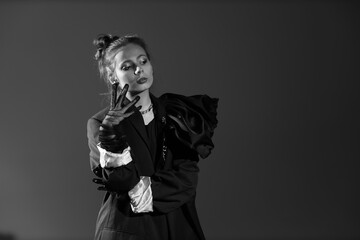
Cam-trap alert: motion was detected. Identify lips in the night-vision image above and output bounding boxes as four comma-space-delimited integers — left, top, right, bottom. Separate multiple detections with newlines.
136, 77, 148, 84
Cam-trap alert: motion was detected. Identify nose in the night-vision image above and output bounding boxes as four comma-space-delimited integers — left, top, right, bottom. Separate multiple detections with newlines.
134, 66, 143, 75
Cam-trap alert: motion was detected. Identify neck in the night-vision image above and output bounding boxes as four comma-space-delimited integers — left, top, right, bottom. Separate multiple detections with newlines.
126, 89, 152, 111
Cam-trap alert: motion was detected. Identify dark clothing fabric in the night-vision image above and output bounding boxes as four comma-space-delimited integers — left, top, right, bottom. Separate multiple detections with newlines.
160, 93, 218, 159
144, 119, 157, 166
87, 93, 218, 240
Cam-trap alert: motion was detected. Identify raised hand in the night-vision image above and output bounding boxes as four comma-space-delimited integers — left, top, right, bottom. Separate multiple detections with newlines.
102, 83, 140, 127
99, 83, 140, 153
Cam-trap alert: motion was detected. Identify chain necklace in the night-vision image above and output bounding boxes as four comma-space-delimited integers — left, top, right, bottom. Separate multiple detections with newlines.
140, 103, 153, 115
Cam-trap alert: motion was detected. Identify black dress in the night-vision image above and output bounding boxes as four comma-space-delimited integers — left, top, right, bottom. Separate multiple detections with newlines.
87, 93, 218, 240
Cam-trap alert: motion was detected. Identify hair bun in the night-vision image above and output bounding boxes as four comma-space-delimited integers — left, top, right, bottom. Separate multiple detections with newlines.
93, 34, 119, 60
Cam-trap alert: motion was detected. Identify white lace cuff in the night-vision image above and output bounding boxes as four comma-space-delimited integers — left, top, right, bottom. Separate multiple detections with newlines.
128, 176, 153, 213
97, 144, 132, 168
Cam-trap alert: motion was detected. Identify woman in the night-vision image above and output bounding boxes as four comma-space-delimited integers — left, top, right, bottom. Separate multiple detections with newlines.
87, 34, 218, 240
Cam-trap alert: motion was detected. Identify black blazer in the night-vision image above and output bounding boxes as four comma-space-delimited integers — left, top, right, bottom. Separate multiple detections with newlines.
87, 94, 212, 240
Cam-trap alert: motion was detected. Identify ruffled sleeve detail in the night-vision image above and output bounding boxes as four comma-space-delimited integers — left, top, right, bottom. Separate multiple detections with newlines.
160, 93, 218, 159
128, 176, 153, 213
96, 144, 132, 168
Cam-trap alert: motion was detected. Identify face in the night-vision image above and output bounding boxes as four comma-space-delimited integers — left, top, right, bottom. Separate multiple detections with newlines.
111, 43, 153, 96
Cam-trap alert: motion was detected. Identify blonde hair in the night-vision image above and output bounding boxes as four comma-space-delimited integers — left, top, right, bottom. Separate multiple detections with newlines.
93, 34, 151, 89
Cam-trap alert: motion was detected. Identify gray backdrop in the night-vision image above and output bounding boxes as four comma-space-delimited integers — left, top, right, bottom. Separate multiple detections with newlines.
0, 1, 359, 240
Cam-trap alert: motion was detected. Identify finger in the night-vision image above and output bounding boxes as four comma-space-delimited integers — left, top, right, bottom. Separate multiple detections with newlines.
110, 82, 119, 110
106, 112, 134, 126
99, 125, 115, 133
99, 131, 117, 139
107, 110, 135, 118
121, 96, 140, 113
97, 186, 108, 191
99, 132, 117, 140
92, 178, 105, 185
103, 116, 124, 125
116, 84, 129, 108
106, 111, 126, 118
107, 110, 137, 119
103, 114, 125, 124
105, 111, 127, 120
122, 111, 136, 118
100, 137, 118, 142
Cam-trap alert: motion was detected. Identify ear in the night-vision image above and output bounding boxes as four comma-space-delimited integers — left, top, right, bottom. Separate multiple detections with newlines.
105, 66, 117, 84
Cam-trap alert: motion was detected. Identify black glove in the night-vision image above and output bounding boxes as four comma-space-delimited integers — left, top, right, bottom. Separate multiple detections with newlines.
99, 123, 128, 153
92, 178, 112, 191
92, 164, 140, 192
99, 83, 140, 153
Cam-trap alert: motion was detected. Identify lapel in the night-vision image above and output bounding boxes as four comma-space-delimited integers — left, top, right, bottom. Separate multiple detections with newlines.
120, 104, 154, 176
127, 93, 168, 172
127, 107, 152, 156
129, 94, 167, 159
151, 94, 168, 170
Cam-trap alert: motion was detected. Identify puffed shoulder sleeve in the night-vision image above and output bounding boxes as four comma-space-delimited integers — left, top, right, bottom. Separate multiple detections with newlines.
160, 93, 218, 159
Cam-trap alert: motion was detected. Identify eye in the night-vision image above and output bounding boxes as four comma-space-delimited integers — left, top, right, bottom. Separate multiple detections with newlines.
121, 64, 132, 71
139, 58, 148, 65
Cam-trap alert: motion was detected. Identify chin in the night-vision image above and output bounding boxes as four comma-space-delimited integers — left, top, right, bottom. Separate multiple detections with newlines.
129, 79, 152, 93
129, 85, 151, 95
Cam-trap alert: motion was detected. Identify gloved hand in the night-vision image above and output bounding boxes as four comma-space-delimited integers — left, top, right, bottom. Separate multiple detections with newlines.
92, 178, 113, 192
99, 83, 140, 153
92, 177, 130, 193
92, 165, 140, 192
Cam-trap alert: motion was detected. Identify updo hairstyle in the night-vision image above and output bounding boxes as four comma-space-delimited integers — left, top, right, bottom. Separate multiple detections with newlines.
93, 34, 151, 87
